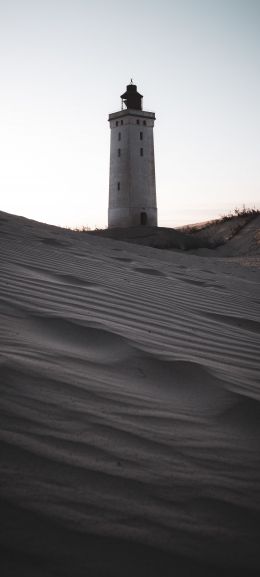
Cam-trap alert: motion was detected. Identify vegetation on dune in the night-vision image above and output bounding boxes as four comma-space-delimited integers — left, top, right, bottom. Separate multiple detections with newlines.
68, 225, 107, 232
220, 205, 260, 221
184, 206, 260, 234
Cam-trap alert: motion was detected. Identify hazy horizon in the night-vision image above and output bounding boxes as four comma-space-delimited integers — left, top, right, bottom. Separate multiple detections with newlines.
0, 0, 259, 228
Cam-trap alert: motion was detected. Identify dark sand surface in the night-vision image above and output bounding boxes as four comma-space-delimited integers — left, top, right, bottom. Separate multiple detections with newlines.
0, 211, 260, 576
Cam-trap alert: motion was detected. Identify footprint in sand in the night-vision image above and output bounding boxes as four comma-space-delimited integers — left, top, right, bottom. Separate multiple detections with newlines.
39, 237, 71, 247
207, 284, 226, 290
133, 267, 166, 277
113, 257, 133, 263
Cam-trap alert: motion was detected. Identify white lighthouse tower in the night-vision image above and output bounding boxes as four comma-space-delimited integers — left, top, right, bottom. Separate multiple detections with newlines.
108, 81, 157, 228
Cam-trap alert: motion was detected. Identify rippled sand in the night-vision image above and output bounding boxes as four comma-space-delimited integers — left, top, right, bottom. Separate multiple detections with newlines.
0, 212, 260, 576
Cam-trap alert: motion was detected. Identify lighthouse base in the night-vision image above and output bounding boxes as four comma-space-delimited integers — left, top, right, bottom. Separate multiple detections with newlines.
108, 207, 157, 228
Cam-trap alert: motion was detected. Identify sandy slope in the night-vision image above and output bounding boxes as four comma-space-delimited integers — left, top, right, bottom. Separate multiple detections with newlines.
191, 214, 260, 259
0, 211, 260, 576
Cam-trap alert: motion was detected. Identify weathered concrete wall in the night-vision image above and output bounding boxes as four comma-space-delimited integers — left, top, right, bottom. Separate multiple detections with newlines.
108, 109, 157, 228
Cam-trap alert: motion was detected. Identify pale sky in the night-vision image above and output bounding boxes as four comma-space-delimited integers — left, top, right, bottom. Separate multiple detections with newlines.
0, 0, 259, 228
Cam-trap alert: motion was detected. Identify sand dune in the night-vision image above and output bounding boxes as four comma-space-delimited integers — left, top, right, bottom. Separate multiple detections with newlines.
0, 211, 260, 576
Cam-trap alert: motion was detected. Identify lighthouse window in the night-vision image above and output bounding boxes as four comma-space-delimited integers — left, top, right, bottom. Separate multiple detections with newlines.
140, 147, 143, 156
117, 182, 120, 191
143, 120, 147, 126
140, 131, 143, 140
140, 212, 147, 225
118, 148, 121, 157
118, 132, 121, 141
136, 119, 140, 125
116, 121, 119, 126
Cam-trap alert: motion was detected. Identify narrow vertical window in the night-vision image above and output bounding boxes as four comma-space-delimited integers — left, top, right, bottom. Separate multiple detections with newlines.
118, 132, 121, 141
121, 120, 123, 125
116, 121, 119, 126
140, 147, 143, 156
143, 120, 146, 125
118, 148, 121, 157
136, 119, 140, 125
140, 131, 143, 140
140, 212, 147, 225
117, 182, 120, 191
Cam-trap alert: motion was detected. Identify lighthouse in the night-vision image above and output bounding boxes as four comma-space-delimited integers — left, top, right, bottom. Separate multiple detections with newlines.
108, 81, 157, 228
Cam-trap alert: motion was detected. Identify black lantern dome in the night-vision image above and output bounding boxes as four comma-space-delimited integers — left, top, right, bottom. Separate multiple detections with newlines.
121, 81, 143, 110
